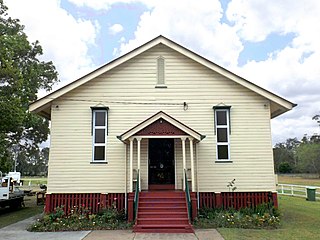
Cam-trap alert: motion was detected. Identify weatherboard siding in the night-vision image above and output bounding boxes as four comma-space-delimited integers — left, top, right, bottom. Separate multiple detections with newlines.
47, 44, 275, 194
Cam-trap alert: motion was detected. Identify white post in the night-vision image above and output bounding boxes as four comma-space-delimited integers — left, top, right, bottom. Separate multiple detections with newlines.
137, 137, 141, 192
181, 137, 186, 190
189, 137, 195, 192
291, 186, 294, 196
129, 138, 134, 192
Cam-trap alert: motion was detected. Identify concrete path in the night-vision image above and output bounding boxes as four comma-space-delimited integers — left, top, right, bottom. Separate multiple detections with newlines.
0, 216, 224, 240
83, 229, 224, 240
0, 215, 90, 240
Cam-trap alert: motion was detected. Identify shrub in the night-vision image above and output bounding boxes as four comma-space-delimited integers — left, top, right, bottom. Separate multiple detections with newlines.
28, 203, 131, 232
194, 203, 280, 229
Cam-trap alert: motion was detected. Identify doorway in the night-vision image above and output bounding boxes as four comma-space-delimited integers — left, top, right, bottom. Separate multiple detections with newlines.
148, 138, 175, 190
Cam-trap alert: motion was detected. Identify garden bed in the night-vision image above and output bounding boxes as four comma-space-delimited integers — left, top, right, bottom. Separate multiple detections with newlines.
194, 203, 280, 229
28, 204, 131, 232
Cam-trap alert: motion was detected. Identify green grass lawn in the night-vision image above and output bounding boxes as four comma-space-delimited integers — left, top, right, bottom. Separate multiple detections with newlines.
21, 176, 47, 186
218, 195, 320, 240
0, 195, 44, 229
278, 174, 320, 186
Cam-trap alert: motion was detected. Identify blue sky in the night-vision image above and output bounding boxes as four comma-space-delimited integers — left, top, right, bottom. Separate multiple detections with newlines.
4, 0, 320, 144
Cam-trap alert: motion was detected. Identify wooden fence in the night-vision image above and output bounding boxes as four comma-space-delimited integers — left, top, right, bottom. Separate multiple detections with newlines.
45, 193, 125, 214
199, 191, 277, 210
277, 184, 320, 200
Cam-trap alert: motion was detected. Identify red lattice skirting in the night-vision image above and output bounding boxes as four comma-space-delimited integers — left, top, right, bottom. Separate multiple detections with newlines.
199, 192, 278, 210
45, 193, 125, 214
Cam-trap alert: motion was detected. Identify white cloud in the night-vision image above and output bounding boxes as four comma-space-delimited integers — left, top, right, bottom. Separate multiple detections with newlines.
113, 0, 243, 68
109, 23, 124, 35
67, 0, 156, 10
226, 0, 320, 143
4, 0, 99, 94
4, 0, 320, 144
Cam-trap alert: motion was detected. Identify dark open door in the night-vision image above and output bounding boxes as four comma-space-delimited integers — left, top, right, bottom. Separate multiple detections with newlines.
148, 139, 175, 190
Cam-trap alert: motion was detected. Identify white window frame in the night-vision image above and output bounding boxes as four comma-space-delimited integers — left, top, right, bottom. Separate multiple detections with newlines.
215, 109, 231, 161
92, 109, 108, 162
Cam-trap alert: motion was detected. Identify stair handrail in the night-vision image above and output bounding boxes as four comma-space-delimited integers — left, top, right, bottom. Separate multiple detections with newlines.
134, 169, 140, 221
184, 168, 192, 222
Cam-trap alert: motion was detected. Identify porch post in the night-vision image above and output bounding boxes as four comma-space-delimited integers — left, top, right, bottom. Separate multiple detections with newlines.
188, 137, 195, 191
129, 138, 134, 192
181, 137, 186, 190
136, 137, 141, 192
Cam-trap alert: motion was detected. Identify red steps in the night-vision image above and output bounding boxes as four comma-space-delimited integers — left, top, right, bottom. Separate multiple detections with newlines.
133, 191, 194, 233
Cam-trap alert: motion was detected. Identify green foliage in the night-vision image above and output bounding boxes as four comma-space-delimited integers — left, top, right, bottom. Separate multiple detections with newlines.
279, 162, 293, 173
273, 130, 320, 176
273, 138, 299, 173
195, 203, 280, 229
297, 140, 320, 177
17, 147, 49, 176
28, 204, 131, 232
0, 1, 58, 173
218, 196, 320, 240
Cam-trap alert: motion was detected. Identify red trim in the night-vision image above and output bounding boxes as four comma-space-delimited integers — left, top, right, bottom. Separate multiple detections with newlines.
45, 193, 125, 214
118, 111, 204, 140
272, 192, 278, 208
199, 192, 275, 210
190, 192, 197, 220
136, 118, 186, 136
128, 192, 135, 222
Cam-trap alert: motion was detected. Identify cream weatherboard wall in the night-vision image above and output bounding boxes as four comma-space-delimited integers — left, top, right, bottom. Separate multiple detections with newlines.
47, 44, 276, 194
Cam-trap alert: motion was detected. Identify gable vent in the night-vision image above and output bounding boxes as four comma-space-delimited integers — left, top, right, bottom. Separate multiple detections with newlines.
157, 56, 165, 85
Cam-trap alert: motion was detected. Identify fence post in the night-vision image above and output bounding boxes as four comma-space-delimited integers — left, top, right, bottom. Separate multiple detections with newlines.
272, 191, 278, 208
215, 192, 222, 208
281, 185, 284, 194
305, 187, 308, 198
127, 192, 134, 222
190, 192, 198, 220
291, 186, 294, 196
44, 194, 51, 213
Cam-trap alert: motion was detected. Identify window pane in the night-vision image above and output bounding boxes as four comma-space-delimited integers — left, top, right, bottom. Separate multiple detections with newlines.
218, 145, 229, 159
217, 128, 228, 142
216, 111, 227, 125
95, 129, 105, 143
95, 112, 106, 126
94, 146, 105, 160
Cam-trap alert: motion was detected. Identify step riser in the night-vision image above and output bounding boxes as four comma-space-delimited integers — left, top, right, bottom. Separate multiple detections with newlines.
134, 227, 194, 233
138, 208, 186, 213
134, 191, 194, 233
137, 219, 189, 225
139, 202, 186, 208
138, 213, 188, 218
139, 198, 185, 202
139, 192, 186, 197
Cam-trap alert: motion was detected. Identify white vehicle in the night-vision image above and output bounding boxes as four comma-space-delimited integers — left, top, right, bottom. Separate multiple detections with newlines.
0, 173, 25, 208
7, 171, 21, 184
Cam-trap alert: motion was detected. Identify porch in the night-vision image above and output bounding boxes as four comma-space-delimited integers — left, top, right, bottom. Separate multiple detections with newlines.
118, 111, 205, 193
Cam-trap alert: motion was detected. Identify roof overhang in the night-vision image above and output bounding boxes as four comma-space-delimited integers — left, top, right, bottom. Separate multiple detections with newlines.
117, 111, 205, 142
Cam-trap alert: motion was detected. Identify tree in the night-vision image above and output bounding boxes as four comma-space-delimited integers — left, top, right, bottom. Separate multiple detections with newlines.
273, 138, 300, 173
297, 136, 320, 178
312, 114, 320, 126
0, 1, 58, 173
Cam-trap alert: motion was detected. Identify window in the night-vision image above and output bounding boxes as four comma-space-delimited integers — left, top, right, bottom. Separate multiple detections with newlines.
156, 56, 166, 87
214, 107, 231, 161
91, 107, 108, 162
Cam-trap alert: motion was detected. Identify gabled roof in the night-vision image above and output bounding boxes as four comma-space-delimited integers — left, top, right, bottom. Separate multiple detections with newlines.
29, 35, 296, 119
118, 111, 205, 142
